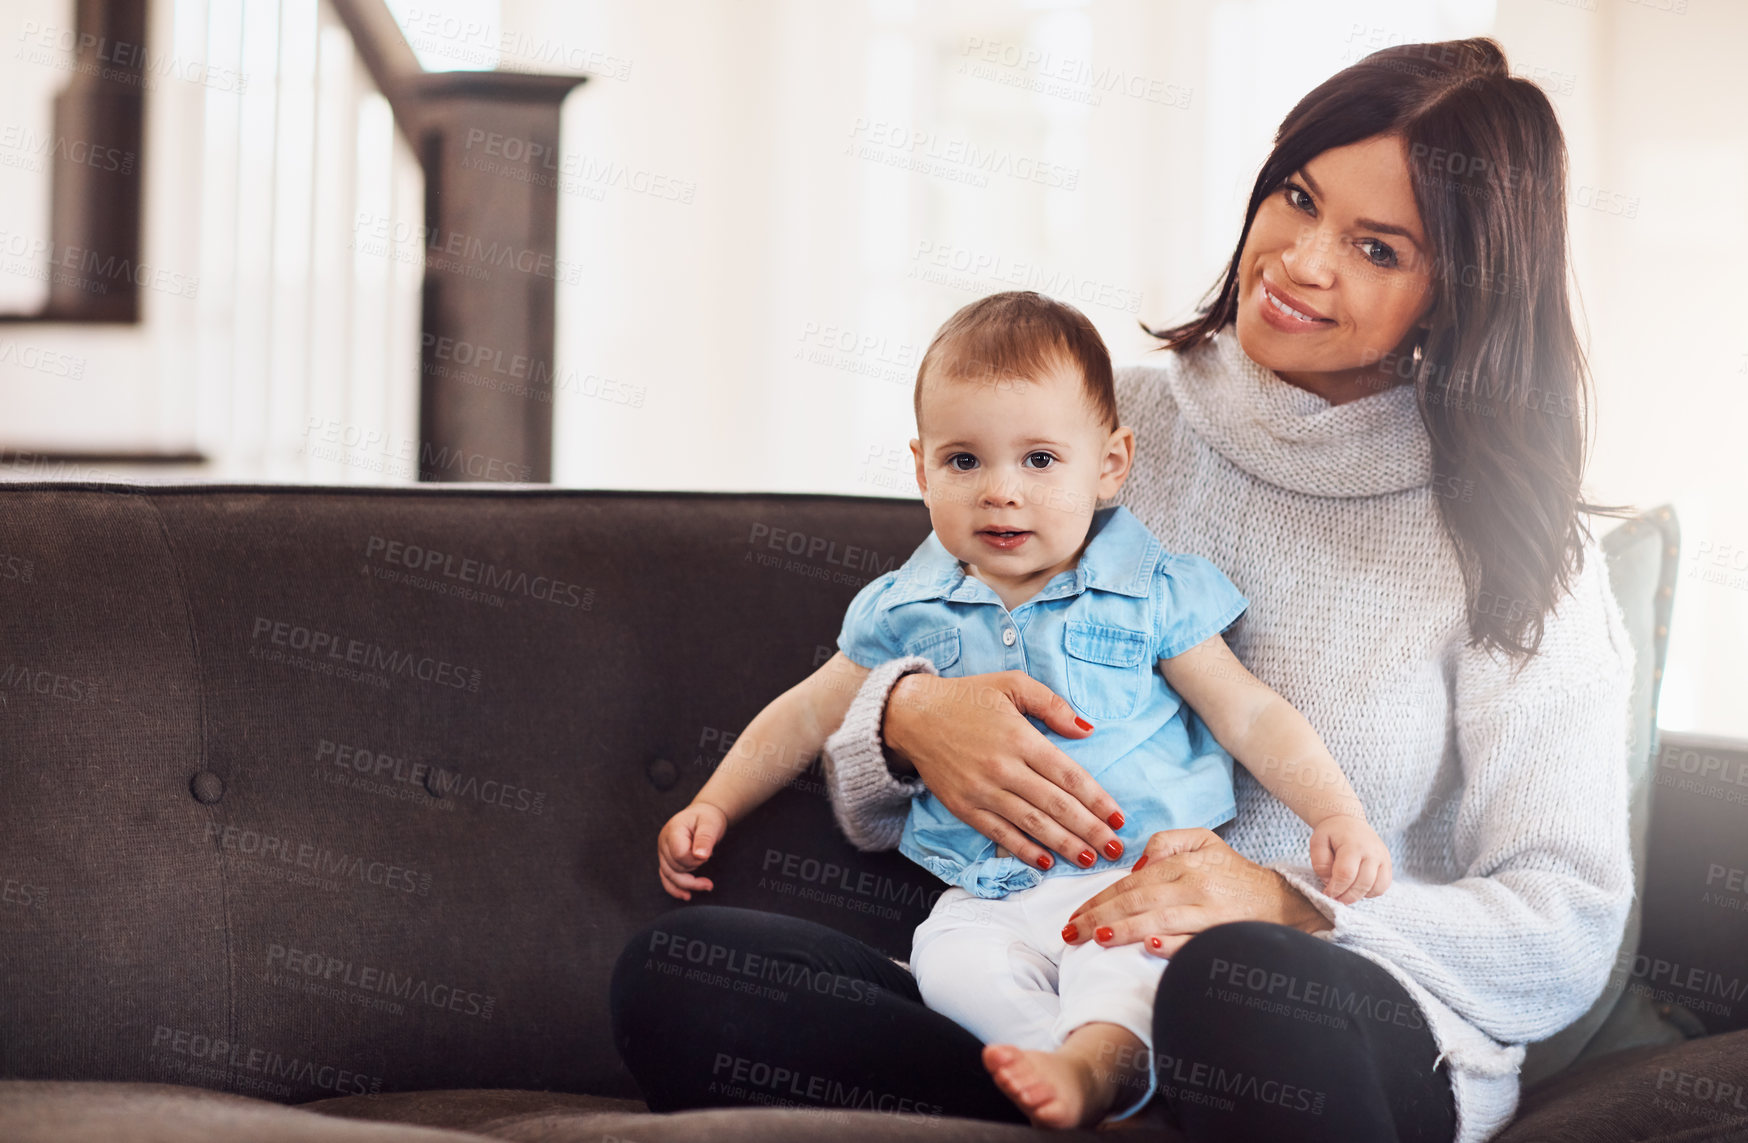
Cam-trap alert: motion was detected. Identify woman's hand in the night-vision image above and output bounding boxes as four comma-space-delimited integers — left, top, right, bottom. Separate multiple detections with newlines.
1062, 828, 1333, 956
882, 670, 1125, 870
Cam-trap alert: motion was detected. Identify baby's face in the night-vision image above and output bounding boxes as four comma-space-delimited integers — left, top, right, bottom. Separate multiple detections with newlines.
909, 360, 1131, 588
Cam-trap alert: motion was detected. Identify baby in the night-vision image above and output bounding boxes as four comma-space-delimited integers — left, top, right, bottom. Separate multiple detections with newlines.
655, 291, 1391, 1128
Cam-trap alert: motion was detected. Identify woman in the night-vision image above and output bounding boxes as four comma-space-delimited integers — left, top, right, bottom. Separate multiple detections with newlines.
611, 37, 1633, 1143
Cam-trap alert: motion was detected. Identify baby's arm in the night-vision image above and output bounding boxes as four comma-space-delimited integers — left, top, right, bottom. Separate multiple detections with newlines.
1158, 635, 1392, 903
658, 652, 872, 899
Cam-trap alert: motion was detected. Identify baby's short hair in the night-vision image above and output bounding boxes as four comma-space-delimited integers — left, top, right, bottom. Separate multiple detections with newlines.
914, 291, 1117, 435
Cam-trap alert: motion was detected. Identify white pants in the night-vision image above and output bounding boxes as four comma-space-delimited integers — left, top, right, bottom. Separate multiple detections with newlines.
910, 865, 1167, 1060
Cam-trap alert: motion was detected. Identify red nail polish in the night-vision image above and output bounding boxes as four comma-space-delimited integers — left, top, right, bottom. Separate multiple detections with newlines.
1103, 839, 1124, 859
1061, 923, 1079, 943
1074, 717, 1093, 731
1107, 811, 1124, 830
1096, 926, 1114, 944
1036, 853, 1053, 871
1077, 849, 1096, 868
1148, 936, 1163, 951
1133, 854, 1149, 871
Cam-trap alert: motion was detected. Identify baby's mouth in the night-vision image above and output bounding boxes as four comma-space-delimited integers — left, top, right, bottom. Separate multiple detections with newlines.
977, 528, 1032, 549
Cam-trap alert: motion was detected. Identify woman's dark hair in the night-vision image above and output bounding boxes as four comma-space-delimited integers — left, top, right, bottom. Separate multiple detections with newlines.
1151, 37, 1625, 663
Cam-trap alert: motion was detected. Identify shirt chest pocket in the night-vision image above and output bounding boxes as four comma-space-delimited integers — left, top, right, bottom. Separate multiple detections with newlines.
1063, 621, 1150, 721
902, 626, 962, 676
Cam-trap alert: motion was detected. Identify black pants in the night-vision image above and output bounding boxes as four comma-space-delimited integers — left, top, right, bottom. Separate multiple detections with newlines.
610, 907, 1456, 1141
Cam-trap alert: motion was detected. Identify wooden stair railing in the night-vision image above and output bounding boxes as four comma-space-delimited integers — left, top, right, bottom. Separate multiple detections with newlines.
2, 0, 585, 485
329, 0, 586, 483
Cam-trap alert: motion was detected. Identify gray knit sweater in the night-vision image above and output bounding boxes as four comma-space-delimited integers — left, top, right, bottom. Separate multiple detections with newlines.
819, 329, 1635, 1143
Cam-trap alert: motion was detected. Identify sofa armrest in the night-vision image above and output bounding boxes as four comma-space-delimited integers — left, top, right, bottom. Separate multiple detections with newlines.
1635, 730, 1748, 1037
1521, 507, 1683, 1087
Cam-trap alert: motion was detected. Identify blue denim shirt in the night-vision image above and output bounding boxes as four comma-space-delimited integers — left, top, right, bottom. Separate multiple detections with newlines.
837, 506, 1249, 898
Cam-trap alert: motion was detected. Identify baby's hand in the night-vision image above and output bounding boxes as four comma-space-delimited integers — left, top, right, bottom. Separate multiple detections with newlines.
658, 802, 728, 901
1309, 815, 1393, 905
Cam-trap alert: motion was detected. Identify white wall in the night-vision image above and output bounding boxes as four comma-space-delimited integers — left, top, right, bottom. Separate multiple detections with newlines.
537, 0, 1748, 737
541, 0, 1499, 496
1488, 0, 1748, 741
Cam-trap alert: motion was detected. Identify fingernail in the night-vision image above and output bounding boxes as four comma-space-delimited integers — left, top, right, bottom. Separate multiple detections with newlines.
1103, 839, 1124, 859
1061, 923, 1079, 943
1095, 926, 1114, 944
1106, 811, 1124, 830
1074, 717, 1093, 731
1148, 936, 1163, 951
1077, 849, 1096, 868
1036, 853, 1053, 871
1133, 854, 1149, 871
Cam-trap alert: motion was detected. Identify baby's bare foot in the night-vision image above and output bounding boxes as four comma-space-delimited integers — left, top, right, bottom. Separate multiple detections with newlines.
982, 1043, 1110, 1129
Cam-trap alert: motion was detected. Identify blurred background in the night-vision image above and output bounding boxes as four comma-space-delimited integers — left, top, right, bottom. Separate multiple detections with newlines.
1, 0, 1742, 737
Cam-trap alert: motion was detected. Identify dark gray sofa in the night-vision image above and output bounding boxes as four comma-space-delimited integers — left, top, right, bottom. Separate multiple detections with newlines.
1, 483, 1744, 1142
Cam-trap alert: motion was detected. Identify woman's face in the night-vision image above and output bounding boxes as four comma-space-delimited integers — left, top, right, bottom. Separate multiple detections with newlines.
1234, 133, 1436, 403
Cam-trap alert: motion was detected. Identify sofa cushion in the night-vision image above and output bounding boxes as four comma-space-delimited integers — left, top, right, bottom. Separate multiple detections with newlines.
307, 1089, 645, 1133
0, 1081, 491, 1143
0, 485, 936, 1101
1497, 1029, 1748, 1142
309, 1088, 1138, 1142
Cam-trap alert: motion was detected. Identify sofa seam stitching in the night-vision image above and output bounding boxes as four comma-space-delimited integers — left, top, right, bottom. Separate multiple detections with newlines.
140, 490, 237, 1090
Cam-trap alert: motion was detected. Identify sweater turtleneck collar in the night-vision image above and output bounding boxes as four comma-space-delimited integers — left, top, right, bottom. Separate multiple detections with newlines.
1164, 327, 1433, 498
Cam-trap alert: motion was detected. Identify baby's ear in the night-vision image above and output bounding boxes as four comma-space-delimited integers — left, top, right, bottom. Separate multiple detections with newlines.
1099, 426, 1136, 491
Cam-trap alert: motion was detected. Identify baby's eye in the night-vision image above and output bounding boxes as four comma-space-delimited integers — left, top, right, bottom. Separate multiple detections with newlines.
1358, 239, 1398, 268
947, 453, 978, 472
1022, 451, 1056, 470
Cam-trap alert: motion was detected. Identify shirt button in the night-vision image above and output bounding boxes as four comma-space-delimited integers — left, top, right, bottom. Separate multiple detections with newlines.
1002, 628, 1016, 646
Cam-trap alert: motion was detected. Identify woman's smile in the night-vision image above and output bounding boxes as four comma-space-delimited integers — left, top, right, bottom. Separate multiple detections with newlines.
1257, 277, 1336, 332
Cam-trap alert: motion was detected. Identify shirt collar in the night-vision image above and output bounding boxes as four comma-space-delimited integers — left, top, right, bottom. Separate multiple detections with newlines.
879, 505, 1159, 610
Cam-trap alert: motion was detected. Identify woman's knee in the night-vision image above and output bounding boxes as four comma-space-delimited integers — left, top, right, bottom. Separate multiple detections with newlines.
1150, 921, 1320, 1052
612, 904, 903, 1019
611, 906, 753, 1022
1149, 924, 1452, 1140
1160, 923, 1305, 999
619, 905, 753, 969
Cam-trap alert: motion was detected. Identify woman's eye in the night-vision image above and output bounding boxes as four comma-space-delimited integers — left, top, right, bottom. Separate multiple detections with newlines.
1283, 183, 1314, 213
947, 454, 977, 472
1023, 451, 1056, 470
1358, 239, 1398, 268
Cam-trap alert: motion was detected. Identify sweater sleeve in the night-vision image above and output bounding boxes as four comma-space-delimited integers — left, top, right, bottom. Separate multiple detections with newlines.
819, 655, 936, 851
1271, 539, 1636, 1045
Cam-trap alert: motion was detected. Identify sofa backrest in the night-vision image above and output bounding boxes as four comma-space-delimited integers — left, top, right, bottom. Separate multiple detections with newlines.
0, 485, 1681, 1103
0, 484, 940, 1102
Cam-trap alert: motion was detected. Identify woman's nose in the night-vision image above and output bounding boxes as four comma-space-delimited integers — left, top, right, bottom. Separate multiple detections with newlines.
1280, 224, 1336, 289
